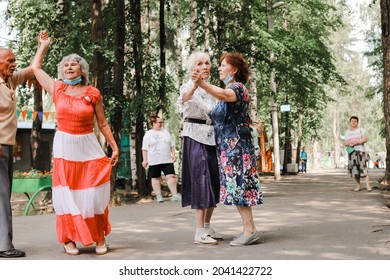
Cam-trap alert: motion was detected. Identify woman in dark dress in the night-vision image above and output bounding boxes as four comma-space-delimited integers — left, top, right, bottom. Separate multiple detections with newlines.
178, 51, 221, 245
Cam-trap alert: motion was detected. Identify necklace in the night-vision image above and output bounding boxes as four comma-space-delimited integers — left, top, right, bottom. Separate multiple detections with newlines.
66, 84, 83, 97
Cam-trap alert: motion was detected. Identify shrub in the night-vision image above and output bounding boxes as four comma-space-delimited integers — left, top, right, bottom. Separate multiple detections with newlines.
13, 169, 52, 179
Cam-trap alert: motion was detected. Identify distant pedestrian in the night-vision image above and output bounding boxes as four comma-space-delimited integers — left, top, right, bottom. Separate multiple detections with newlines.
300, 146, 307, 173
265, 145, 274, 172
365, 153, 371, 167
379, 153, 385, 169
344, 116, 372, 192
142, 115, 181, 203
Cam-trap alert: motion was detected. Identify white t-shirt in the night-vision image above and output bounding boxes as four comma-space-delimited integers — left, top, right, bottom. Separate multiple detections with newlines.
344, 128, 366, 152
142, 128, 175, 165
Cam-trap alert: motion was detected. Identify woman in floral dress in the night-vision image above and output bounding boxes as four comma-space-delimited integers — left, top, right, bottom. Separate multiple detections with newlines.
31, 35, 119, 255
191, 52, 263, 246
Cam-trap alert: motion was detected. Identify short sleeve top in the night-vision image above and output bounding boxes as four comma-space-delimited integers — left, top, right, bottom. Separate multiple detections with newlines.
344, 128, 366, 152
53, 81, 102, 135
142, 128, 175, 165
0, 69, 29, 145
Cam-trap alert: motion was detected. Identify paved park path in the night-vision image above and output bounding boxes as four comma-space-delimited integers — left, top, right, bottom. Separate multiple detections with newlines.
11, 168, 390, 260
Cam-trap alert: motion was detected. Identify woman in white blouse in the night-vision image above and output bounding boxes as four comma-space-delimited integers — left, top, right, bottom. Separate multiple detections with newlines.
178, 52, 221, 245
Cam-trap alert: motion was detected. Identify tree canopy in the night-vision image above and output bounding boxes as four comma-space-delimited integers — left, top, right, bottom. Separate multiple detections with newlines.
1, 0, 385, 188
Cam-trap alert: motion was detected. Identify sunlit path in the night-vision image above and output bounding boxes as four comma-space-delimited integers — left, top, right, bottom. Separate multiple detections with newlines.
12, 168, 390, 260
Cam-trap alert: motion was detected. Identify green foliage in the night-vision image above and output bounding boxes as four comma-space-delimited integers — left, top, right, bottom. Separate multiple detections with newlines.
3, 0, 384, 173
13, 169, 52, 179
317, 0, 384, 154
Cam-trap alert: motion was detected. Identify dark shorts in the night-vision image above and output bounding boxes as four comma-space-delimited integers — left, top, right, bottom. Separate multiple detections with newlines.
148, 163, 175, 178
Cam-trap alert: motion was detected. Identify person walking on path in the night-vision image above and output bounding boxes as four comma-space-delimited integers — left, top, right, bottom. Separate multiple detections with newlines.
0, 31, 49, 258
191, 52, 263, 246
142, 115, 181, 203
300, 146, 308, 173
31, 34, 119, 255
178, 51, 221, 245
265, 145, 274, 172
344, 116, 372, 192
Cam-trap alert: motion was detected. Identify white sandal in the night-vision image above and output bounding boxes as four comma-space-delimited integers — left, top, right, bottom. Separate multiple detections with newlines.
95, 240, 108, 255
63, 242, 80, 255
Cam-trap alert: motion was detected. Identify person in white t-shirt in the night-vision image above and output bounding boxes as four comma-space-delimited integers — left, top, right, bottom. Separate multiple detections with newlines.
344, 116, 372, 192
142, 115, 181, 202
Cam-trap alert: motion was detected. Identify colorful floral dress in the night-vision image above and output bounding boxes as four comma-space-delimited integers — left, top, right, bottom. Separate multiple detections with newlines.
210, 82, 263, 206
51, 81, 112, 246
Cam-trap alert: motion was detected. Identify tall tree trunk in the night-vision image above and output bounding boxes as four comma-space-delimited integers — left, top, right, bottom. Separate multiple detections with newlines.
175, 0, 184, 188
113, 0, 125, 140
282, 97, 290, 175
108, 0, 126, 198
90, 0, 104, 91
145, 0, 152, 54
204, 0, 210, 52
130, 0, 148, 195
157, 0, 166, 115
30, 81, 44, 171
295, 109, 303, 165
142, 0, 154, 192
380, 0, 390, 185
249, 60, 257, 122
312, 140, 319, 170
332, 107, 340, 168
90, 0, 106, 152
190, 0, 197, 52
249, 10, 257, 123
268, 1, 281, 180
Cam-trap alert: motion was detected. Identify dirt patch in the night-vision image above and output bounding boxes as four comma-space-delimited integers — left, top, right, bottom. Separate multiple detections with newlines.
11, 191, 54, 216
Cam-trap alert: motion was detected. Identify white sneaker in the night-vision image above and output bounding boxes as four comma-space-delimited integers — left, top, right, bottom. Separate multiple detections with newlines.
204, 227, 223, 240
156, 195, 164, 203
194, 232, 218, 245
171, 194, 182, 202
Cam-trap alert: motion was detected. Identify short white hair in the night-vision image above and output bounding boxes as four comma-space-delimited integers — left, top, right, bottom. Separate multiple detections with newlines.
57, 53, 90, 85
186, 51, 210, 72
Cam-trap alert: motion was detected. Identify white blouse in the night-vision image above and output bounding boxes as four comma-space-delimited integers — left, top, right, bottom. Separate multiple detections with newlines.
177, 80, 218, 146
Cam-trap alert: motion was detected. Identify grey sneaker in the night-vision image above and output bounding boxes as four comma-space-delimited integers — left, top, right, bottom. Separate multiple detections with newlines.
230, 231, 260, 246
204, 227, 223, 240
156, 195, 164, 203
194, 232, 218, 245
232, 233, 243, 242
171, 194, 182, 202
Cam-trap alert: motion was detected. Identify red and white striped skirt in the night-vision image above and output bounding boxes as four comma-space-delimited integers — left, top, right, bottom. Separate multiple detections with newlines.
52, 130, 112, 246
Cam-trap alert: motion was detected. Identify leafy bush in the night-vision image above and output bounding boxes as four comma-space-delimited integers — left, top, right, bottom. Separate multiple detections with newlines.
13, 169, 52, 179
